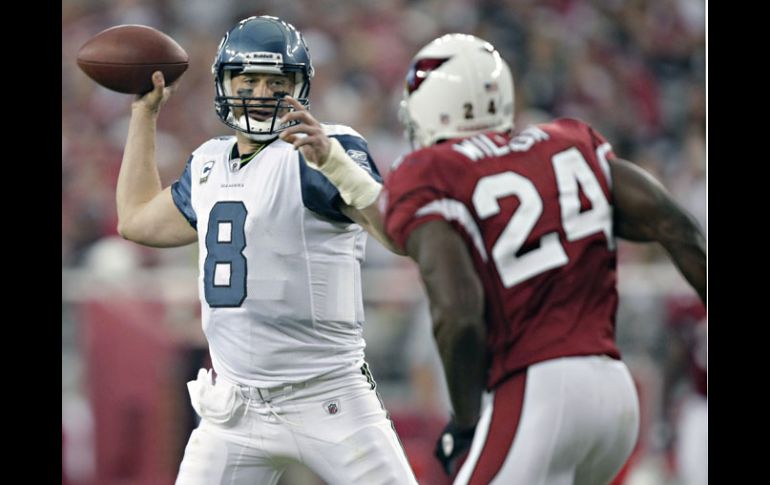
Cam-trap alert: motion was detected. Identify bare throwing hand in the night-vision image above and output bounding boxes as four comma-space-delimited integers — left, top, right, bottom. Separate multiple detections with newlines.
278, 96, 331, 167
132, 71, 176, 115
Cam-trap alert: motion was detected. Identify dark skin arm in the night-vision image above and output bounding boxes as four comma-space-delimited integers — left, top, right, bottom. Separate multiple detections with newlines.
406, 220, 487, 429
611, 158, 707, 304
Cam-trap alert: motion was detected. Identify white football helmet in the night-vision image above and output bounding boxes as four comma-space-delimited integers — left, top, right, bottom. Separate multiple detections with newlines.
400, 34, 515, 149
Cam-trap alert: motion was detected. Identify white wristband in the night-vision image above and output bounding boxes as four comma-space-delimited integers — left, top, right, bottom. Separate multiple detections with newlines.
308, 138, 382, 210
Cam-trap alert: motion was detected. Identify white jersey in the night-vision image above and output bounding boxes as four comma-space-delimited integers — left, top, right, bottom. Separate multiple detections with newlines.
170, 125, 382, 388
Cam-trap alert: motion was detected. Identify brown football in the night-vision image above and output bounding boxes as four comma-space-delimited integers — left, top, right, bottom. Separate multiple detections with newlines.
77, 25, 189, 94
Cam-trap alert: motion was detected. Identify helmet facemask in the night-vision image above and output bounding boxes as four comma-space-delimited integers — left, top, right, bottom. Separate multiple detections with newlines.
398, 99, 422, 151
212, 16, 315, 142
214, 64, 310, 142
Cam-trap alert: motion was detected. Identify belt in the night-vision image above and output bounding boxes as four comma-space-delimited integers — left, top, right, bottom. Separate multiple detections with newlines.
237, 380, 309, 402
236, 362, 368, 402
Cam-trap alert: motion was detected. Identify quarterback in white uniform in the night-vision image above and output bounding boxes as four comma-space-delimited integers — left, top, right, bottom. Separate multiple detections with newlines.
116, 15, 416, 485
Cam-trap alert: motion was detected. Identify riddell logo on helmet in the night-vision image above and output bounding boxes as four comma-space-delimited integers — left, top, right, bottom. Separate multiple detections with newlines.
243, 52, 283, 62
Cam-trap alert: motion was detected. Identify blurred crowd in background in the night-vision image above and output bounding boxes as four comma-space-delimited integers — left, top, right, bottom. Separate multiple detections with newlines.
62, 1, 706, 484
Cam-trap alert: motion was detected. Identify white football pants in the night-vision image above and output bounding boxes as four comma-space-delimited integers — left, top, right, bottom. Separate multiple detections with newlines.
455, 355, 640, 485
175, 362, 417, 485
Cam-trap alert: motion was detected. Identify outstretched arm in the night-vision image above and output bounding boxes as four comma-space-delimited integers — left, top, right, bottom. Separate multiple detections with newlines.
611, 158, 706, 303
406, 220, 487, 429
117, 71, 197, 247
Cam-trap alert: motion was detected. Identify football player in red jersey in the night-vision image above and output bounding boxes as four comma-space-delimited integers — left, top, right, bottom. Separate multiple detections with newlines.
380, 34, 706, 485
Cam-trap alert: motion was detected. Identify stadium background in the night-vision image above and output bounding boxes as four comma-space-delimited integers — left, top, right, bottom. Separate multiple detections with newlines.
62, 0, 707, 484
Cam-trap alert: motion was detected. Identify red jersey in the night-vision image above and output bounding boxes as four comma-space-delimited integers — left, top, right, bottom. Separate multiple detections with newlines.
384, 118, 621, 389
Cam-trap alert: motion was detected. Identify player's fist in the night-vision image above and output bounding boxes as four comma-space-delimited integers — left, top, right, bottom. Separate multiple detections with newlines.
435, 419, 477, 476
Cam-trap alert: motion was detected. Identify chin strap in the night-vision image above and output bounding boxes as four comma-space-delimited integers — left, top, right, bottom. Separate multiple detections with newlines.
234, 115, 281, 142
306, 138, 382, 210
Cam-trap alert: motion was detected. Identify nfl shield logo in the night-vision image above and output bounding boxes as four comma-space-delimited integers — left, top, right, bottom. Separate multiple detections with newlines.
323, 399, 340, 415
